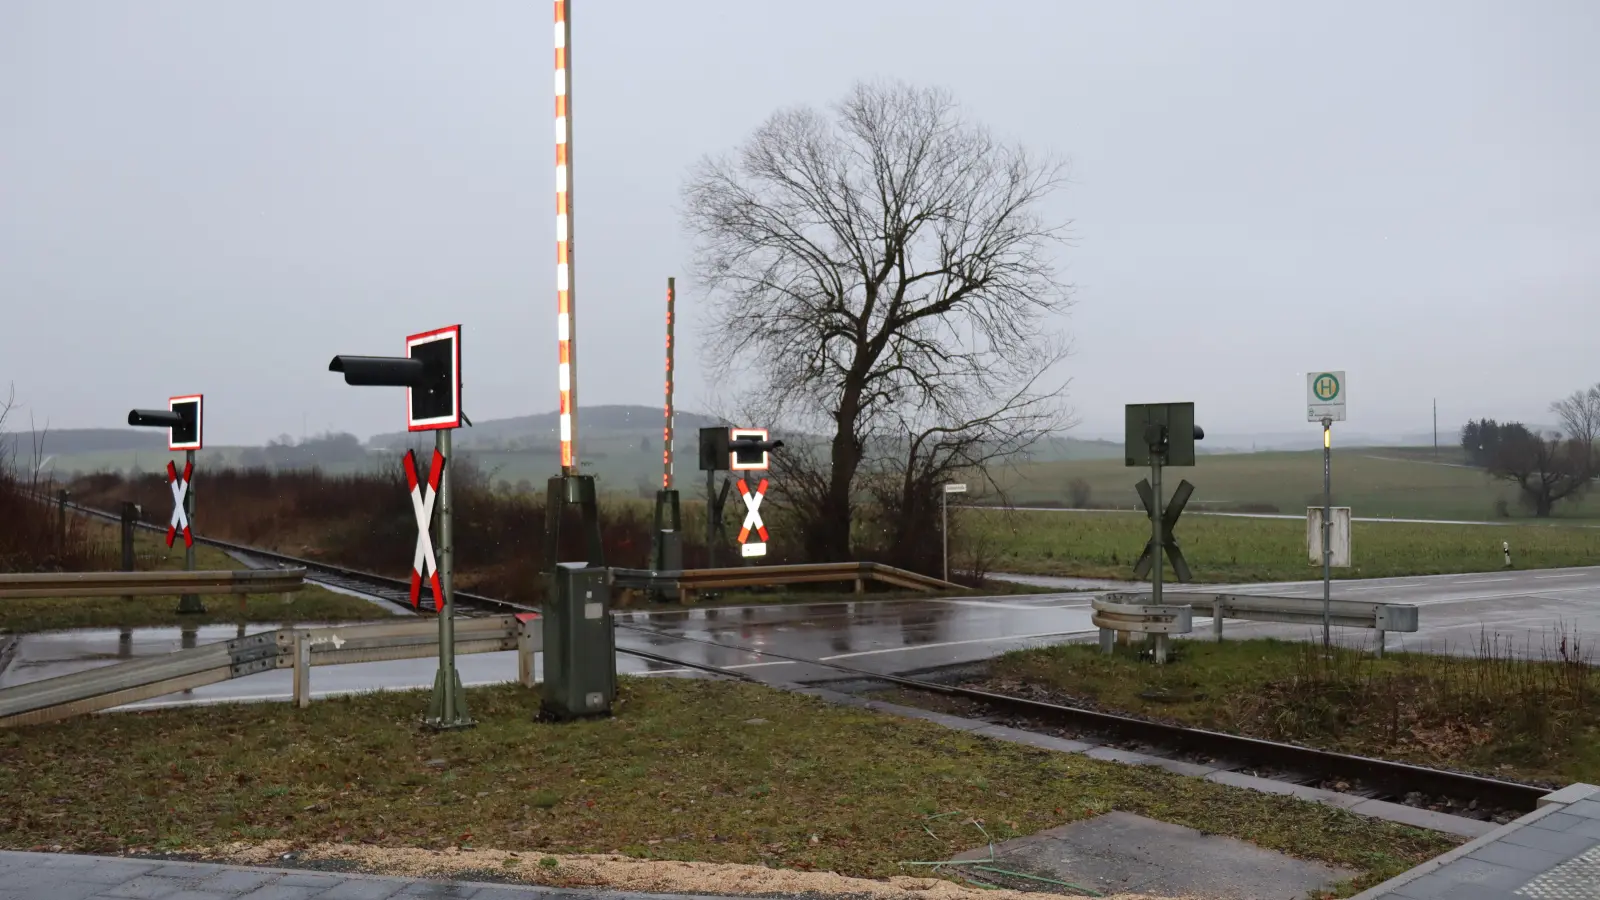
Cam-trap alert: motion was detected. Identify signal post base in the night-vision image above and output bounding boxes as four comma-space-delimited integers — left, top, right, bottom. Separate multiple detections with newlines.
175, 595, 207, 614
423, 665, 474, 732
545, 475, 604, 570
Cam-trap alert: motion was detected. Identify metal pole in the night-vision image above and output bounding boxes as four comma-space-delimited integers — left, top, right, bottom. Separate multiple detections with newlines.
706, 469, 717, 569
942, 487, 950, 583
184, 451, 195, 577
664, 277, 675, 490
1322, 419, 1332, 650
555, 0, 580, 476
177, 449, 204, 613
1150, 459, 1164, 608
426, 427, 472, 729
121, 502, 137, 602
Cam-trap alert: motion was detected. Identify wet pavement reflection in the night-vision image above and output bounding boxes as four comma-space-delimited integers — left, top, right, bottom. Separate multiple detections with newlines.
6, 566, 1593, 712
0, 594, 1103, 707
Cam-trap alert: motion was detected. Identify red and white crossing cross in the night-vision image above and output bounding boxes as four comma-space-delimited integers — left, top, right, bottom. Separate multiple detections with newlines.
403, 447, 447, 610
165, 460, 193, 548
736, 478, 769, 558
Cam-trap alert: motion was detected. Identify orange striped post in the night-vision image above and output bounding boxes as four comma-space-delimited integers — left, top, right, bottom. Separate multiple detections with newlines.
663, 277, 676, 490
554, 0, 578, 475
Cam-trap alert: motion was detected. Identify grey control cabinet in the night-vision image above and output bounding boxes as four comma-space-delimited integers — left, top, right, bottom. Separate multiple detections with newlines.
541, 562, 616, 720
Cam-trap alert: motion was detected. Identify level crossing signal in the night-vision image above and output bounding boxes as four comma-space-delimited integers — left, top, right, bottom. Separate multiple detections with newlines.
403, 448, 446, 609
165, 460, 194, 548
329, 325, 463, 431
127, 394, 203, 451
737, 478, 769, 557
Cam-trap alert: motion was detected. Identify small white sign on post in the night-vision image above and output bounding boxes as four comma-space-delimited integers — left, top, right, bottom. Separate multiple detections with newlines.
944, 483, 967, 494
1307, 371, 1347, 422
1307, 507, 1352, 567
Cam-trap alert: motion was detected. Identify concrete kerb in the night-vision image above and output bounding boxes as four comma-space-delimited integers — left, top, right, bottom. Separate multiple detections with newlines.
0, 850, 768, 900
780, 684, 1497, 840
1347, 784, 1600, 899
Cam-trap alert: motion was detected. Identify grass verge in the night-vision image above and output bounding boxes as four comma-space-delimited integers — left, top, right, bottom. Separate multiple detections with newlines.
904, 636, 1600, 787
0, 518, 393, 634
977, 508, 1600, 583
0, 678, 1455, 895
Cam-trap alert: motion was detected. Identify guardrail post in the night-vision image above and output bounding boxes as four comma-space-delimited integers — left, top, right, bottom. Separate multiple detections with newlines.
293, 631, 310, 708
1153, 633, 1170, 664
120, 502, 138, 602
1212, 599, 1225, 640
518, 618, 537, 688
1099, 627, 1114, 654
1374, 626, 1385, 659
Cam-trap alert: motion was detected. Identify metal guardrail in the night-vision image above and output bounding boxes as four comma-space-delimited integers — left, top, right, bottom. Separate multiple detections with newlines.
1187, 591, 1420, 645
607, 561, 964, 600
1091, 594, 1193, 663
0, 569, 306, 600
1093, 590, 1421, 662
0, 614, 541, 728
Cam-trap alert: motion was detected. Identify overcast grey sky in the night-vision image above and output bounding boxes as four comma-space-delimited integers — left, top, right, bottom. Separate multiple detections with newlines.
2, 1, 1596, 445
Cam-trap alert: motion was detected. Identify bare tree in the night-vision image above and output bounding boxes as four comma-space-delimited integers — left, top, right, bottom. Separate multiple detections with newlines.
683, 80, 1072, 561
1488, 423, 1592, 517
1551, 382, 1600, 470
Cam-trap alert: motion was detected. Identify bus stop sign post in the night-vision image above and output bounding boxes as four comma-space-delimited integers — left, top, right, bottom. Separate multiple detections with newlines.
1307, 371, 1347, 652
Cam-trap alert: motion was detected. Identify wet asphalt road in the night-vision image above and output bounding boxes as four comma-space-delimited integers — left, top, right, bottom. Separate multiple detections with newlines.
2, 565, 1598, 708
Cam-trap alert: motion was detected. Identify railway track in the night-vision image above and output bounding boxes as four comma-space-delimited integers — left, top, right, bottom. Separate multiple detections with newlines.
53, 493, 1552, 817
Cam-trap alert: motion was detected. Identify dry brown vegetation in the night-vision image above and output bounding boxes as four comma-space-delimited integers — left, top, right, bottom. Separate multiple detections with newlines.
954, 634, 1600, 787
0, 390, 114, 573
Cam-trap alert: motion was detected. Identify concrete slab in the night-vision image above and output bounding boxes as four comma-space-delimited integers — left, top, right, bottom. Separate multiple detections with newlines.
950, 810, 1357, 898
1353, 782, 1600, 900
1535, 783, 1600, 808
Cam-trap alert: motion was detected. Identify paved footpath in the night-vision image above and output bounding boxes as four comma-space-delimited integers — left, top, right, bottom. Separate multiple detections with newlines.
0, 851, 749, 900
1355, 783, 1600, 899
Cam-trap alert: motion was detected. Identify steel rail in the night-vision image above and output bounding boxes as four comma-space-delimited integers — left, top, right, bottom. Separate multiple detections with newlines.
0, 569, 305, 599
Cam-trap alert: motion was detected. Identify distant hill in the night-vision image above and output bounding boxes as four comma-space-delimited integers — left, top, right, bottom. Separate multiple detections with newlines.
0, 428, 167, 455
1019, 436, 1125, 462
368, 405, 729, 451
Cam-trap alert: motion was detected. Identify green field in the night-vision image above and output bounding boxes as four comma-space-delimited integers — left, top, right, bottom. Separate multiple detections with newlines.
976, 508, 1600, 583
986, 448, 1599, 522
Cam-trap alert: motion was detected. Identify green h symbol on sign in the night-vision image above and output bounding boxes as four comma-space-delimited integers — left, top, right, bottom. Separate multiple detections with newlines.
1313, 373, 1340, 402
